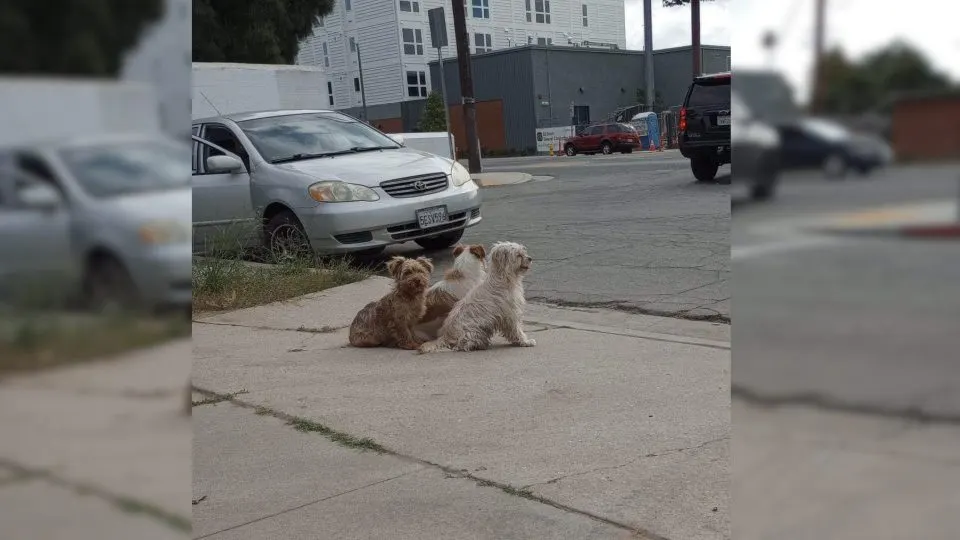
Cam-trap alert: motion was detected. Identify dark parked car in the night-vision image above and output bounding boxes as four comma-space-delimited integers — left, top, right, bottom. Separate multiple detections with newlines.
777, 118, 886, 178
679, 72, 731, 182
564, 123, 641, 156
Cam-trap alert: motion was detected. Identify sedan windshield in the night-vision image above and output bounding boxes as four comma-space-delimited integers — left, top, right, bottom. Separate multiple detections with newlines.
58, 139, 190, 198
237, 112, 401, 163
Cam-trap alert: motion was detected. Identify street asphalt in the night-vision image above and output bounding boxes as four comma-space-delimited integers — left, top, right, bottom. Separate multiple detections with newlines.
731, 162, 960, 420
388, 150, 731, 321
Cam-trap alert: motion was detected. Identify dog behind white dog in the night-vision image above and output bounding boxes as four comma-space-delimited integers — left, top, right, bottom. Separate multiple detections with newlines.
414, 244, 487, 341
418, 241, 535, 353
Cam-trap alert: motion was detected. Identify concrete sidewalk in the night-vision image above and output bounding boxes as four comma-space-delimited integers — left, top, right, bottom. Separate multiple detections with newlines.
0, 339, 192, 539
193, 277, 731, 539
735, 399, 960, 539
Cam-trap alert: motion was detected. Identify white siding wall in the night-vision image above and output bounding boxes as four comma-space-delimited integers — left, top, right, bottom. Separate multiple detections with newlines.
298, 0, 625, 107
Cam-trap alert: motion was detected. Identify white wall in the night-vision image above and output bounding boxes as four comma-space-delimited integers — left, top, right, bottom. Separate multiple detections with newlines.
192, 64, 330, 119
0, 79, 161, 146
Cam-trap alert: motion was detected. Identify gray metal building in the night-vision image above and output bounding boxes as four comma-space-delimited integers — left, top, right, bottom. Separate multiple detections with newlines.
344, 43, 730, 153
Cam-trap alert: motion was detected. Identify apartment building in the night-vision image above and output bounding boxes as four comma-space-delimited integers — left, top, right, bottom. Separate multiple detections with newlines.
296, 0, 626, 109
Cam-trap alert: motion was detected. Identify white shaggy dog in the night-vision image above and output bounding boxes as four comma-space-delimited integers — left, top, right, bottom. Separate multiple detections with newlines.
414, 244, 488, 341
418, 241, 535, 353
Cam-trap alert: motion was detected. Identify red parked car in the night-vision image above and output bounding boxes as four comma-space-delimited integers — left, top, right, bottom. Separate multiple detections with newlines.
563, 123, 641, 156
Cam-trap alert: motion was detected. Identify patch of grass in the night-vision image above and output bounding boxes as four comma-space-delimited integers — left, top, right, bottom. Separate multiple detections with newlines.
286, 417, 388, 453
0, 313, 189, 377
192, 389, 248, 407
192, 223, 369, 313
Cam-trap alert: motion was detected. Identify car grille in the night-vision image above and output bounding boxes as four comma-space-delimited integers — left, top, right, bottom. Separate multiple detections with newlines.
470, 208, 481, 220
380, 173, 448, 198
387, 211, 468, 241
335, 231, 373, 244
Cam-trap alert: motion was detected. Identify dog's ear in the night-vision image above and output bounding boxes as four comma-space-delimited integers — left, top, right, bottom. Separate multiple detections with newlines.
415, 256, 434, 273
453, 244, 465, 257
469, 244, 486, 260
386, 256, 405, 278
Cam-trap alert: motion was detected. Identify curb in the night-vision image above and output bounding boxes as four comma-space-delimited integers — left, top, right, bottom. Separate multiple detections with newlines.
472, 172, 533, 188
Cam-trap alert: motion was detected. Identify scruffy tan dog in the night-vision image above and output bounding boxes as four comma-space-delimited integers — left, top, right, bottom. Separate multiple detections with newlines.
418, 241, 535, 353
414, 244, 487, 341
349, 256, 433, 349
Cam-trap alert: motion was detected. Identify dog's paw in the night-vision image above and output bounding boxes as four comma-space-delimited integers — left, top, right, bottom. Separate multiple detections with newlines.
519, 338, 537, 347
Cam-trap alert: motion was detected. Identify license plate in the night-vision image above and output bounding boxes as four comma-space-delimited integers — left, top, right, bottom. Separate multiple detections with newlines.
416, 206, 449, 229
717, 115, 731, 126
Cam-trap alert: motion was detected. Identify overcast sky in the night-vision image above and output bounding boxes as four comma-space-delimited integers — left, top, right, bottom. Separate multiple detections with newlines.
624, 0, 960, 105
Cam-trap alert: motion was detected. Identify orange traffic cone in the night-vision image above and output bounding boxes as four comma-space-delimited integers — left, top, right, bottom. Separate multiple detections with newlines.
648, 139, 655, 152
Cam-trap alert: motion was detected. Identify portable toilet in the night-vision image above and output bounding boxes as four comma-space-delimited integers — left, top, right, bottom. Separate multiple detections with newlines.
629, 111, 661, 150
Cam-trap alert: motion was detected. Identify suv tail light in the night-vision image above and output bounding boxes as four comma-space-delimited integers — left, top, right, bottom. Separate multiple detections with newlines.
679, 107, 687, 132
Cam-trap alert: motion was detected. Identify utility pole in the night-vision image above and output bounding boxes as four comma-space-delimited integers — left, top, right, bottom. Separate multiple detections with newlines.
691, 0, 701, 77
811, 0, 826, 114
643, 0, 654, 110
450, 0, 483, 173
428, 7, 456, 160
356, 42, 368, 122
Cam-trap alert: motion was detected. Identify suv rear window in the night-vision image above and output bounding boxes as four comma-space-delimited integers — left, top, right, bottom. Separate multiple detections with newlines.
687, 81, 731, 108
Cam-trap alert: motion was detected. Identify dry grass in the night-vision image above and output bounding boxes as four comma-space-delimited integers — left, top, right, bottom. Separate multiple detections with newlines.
192, 256, 368, 313
0, 314, 189, 377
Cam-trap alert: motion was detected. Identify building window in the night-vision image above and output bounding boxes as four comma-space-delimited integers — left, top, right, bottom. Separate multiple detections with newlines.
527, 0, 550, 23
399, 0, 420, 12
582, 4, 588, 26
322, 42, 330, 67
350, 37, 357, 53
474, 33, 492, 53
327, 82, 334, 106
472, 0, 490, 18
402, 28, 424, 55
406, 71, 427, 98
537, 37, 552, 46
354, 77, 361, 92
345, 0, 352, 10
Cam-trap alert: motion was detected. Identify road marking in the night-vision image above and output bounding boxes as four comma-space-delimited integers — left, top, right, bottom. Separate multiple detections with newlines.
732, 235, 845, 260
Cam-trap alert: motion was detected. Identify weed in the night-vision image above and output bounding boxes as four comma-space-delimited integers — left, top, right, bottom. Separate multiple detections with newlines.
192, 389, 248, 407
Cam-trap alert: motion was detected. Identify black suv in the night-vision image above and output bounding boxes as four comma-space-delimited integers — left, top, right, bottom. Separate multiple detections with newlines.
678, 72, 731, 182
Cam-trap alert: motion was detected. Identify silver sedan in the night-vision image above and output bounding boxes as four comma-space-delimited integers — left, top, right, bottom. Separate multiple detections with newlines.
0, 134, 192, 311
191, 110, 483, 257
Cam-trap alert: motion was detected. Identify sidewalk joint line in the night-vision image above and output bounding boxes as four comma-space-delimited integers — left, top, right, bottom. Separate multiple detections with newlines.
733, 385, 960, 426
192, 320, 346, 334
192, 386, 670, 540
525, 319, 730, 351
0, 457, 190, 532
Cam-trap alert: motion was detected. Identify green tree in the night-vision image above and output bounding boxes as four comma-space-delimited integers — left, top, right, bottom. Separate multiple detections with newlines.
636, 88, 666, 112
418, 92, 447, 132
0, 0, 164, 76
193, 0, 335, 64
819, 41, 954, 114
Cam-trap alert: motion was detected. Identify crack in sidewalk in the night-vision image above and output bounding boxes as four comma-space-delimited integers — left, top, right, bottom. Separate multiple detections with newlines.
194, 469, 422, 539
193, 387, 673, 540
0, 457, 190, 532
522, 435, 730, 490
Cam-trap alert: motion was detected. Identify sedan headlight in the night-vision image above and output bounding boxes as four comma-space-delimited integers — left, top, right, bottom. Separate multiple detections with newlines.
449, 161, 474, 187
139, 220, 190, 245
308, 181, 380, 203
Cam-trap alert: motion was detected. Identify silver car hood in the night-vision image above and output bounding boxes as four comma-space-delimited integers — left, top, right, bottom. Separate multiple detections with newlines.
276, 148, 453, 187
103, 187, 192, 224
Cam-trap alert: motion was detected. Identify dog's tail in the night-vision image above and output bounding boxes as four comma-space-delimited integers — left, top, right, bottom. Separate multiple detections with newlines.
417, 339, 447, 354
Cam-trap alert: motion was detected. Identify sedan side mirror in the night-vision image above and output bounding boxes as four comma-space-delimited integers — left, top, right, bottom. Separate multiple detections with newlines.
206, 154, 244, 173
